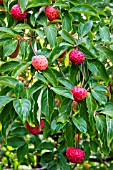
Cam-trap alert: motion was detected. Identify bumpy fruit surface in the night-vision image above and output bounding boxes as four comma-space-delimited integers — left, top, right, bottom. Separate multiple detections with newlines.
32, 55, 48, 70
72, 86, 87, 101
10, 4, 27, 20
26, 119, 44, 135
9, 41, 20, 58
66, 147, 85, 164
45, 6, 60, 21
69, 50, 85, 64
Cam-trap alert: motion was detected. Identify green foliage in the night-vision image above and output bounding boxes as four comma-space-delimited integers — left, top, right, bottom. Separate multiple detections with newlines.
0, 0, 113, 169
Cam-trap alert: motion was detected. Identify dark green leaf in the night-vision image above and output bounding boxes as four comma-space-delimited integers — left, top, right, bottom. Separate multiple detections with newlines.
99, 26, 110, 44
26, 0, 50, 9
72, 115, 87, 133
58, 77, 73, 90
78, 21, 93, 37
91, 90, 107, 105
43, 68, 57, 87
0, 96, 14, 112
13, 99, 31, 122
0, 76, 18, 88
14, 81, 26, 98
106, 116, 113, 148
20, 0, 28, 12
62, 14, 72, 32
59, 30, 75, 45
44, 25, 57, 48
3, 40, 18, 57
98, 47, 113, 63
51, 86, 73, 99
64, 122, 74, 147
95, 115, 109, 155
7, 136, 26, 148
17, 143, 28, 162
0, 61, 19, 73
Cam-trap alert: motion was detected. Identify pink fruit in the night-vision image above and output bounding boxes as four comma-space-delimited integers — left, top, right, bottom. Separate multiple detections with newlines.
26, 119, 44, 135
45, 6, 60, 21
32, 55, 48, 70
72, 86, 87, 101
10, 4, 27, 20
66, 147, 85, 164
69, 50, 85, 64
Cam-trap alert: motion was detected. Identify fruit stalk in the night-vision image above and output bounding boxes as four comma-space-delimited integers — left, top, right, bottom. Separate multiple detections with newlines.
56, 60, 66, 78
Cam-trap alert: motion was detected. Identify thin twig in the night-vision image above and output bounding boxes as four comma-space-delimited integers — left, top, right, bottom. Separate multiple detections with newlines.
56, 60, 66, 78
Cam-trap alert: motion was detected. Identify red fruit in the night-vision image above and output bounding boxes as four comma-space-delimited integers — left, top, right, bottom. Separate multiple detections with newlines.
32, 55, 48, 71
69, 50, 85, 64
26, 119, 44, 135
0, 0, 3, 5
45, 6, 60, 21
9, 41, 20, 58
10, 4, 27, 20
66, 147, 85, 164
72, 86, 87, 102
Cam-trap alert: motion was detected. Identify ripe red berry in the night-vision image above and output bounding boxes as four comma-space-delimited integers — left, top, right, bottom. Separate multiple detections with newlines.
10, 4, 27, 20
72, 86, 87, 101
45, 6, 60, 21
26, 119, 44, 135
32, 55, 48, 71
69, 50, 85, 64
66, 147, 85, 164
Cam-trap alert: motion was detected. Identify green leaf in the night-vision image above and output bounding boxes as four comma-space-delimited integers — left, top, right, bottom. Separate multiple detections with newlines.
0, 96, 14, 112
0, 76, 18, 88
58, 99, 72, 123
100, 103, 113, 117
106, 116, 113, 148
88, 59, 109, 84
35, 74, 48, 84
91, 90, 107, 105
44, 25, 57, 48
98, 47, 113, 63
58, 77, 73, 90
99, 26, 110, 44
39, 142, 54, 151
70, 4, 98, 16
13, 99, 31, 122
20, 0, 28, 12
29, 81, 44, 96
95, 115, 109, 155
0, 61, 19, 73
3, 40, 18, 57
14, 81, 26, 99
26, 0, 50, 9
62, 14, 72, 32
49, 45, 67, 63
86, 93, 97, 128
64, 122, 74, 147
0, 27, 20, 37
78, 21, 93, 37
41, 89, 54, 121
11, 127, 28, 136
57, 153, 71, 170
72, 115, 87, 133
7, 136, 26, 148
59, 30, 75, 45
14, 24, 32, 30
17, 143, 28, 162
51, 86, 73, 99
54, 1, 69, 9
43, 68, 57, 87
11, 62, 31, 78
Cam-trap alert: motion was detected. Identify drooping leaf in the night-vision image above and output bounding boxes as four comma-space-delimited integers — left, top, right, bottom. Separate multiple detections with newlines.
41, 89, 54, 121
14, 81, 26, 99
20, 0, 29, 12
51, 86, 73, 99
86, 93, 97, 128
59, 30, 75, 45
26, 0, 50, 9
7, 136, 26, 148
64, 122, 74, 147
13, 99, 31, 122
0, 61, 19, 73
0, 96, 14, 112
0, 76, 18, 88
95, 115, 109, 155
78, 21, 93, 37
58, 77, 74, 90
3, 40, 18, 57
91, 90, 107, 105
99, 26, 110, 44
43, 68, 57, 87
98, 47, 113, 63
17, 143, 28, 162
44, 25, 57, 48
106, 116, 113, 148
72, 115, 87, 133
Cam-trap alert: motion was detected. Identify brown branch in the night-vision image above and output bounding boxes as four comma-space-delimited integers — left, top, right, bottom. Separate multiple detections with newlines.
56, 60, 66, 78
